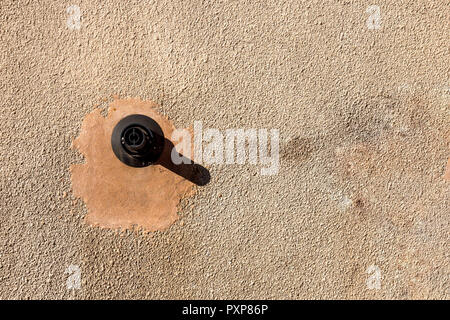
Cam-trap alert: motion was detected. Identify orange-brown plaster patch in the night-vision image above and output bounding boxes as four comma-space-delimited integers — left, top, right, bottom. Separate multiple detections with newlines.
70, 98, 195, 232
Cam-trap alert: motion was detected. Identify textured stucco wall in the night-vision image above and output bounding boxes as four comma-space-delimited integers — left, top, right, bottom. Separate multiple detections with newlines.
0, 0, 448, 299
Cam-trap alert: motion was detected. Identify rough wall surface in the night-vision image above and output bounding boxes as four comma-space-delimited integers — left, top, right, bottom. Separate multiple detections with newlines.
0, 0, 448, 299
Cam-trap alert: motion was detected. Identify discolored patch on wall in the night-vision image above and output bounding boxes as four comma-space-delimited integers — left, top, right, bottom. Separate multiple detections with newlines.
339, 95, 400, 142
445, 158, 450, 181
70, 97, 196, 232
281, 136, 316, 162
330, 91, 448, 234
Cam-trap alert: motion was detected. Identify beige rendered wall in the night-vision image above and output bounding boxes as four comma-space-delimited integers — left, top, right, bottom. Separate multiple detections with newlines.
0, 0, 448, 299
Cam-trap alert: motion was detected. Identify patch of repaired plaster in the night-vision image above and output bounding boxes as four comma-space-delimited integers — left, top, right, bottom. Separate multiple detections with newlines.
70, 97, 195, 232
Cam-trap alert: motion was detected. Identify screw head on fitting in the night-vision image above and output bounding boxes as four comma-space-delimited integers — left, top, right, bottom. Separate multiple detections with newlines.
111, 114, 165, 167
